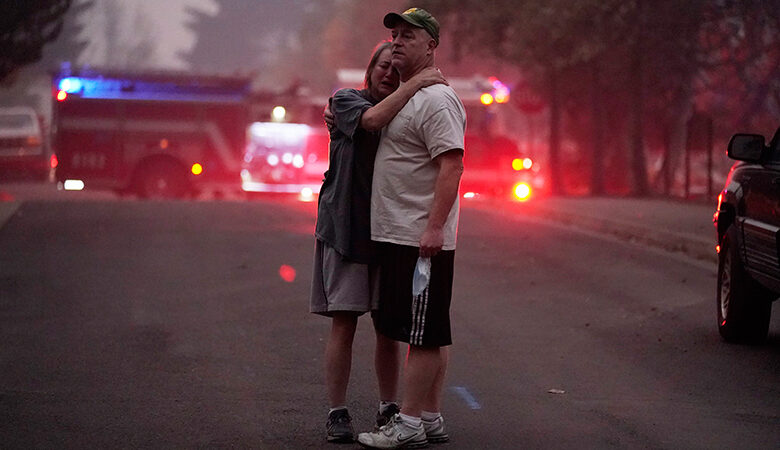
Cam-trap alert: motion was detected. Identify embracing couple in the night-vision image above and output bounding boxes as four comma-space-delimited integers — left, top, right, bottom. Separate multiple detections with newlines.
310, 7, 465, 449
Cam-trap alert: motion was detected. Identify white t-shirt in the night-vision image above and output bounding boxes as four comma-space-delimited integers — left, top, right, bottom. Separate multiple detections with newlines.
371, 83, 466, 249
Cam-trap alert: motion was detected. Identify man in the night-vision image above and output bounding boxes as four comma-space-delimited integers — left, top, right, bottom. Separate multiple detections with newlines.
357, 7, 466, 449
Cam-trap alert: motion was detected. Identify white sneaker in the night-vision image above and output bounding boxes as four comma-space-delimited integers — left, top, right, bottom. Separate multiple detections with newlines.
422, 416, 449, 443
357, 414, 428, 448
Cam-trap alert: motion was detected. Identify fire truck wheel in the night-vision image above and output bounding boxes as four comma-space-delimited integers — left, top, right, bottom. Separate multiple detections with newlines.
135, 161, 190, 199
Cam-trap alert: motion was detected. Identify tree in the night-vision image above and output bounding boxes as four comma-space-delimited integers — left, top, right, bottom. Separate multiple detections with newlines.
697, 0, 780, 132
35, 0, 93, 72
420, 0, 778, 197
419, 0, 619, 195
0, 0, 71, 82
181, 0, 409, 92
80, 0, 158, 70
181, 0, 312, 76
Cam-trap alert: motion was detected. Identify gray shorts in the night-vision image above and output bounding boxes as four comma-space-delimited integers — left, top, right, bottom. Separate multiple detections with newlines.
310, 239, 379, 316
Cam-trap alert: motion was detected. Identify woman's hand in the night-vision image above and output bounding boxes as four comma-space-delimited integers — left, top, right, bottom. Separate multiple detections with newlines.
323, 100, 335, 130
409, 67, 448, 90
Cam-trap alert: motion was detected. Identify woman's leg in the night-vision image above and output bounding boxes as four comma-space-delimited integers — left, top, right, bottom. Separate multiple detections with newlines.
325, 312, 359, 407
374, 322, 400, 403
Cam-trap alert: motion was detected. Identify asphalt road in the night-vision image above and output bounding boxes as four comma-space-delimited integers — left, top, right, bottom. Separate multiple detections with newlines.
0, 196, 778, 449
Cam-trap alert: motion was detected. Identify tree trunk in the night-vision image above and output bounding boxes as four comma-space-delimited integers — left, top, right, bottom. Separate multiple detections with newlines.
651, 125, 672, 195
629, 5, 649, 197
666, 86, 694, 197
548, 68, 563, 196
662, 126, 673, 195
590, 62, 605, 196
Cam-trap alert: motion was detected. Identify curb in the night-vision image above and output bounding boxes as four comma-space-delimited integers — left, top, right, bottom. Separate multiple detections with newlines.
532, 205, 717, 265
468, 199, 718, 266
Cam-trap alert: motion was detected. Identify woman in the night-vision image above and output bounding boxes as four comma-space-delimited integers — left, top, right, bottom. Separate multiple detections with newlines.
310, 41, 446, 443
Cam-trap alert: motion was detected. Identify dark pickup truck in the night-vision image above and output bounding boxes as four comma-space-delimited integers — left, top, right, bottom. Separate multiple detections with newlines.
714, 127, 780, 343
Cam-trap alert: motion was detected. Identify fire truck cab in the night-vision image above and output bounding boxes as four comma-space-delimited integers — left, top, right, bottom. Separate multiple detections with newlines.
52, 69, 251, 198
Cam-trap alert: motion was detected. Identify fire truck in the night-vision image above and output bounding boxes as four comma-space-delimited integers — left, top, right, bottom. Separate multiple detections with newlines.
52, 69, 251, 198
327, 71, 544, 201
450, 76, 545, 202
239, 73, 543, 201
239, 92, 330, 199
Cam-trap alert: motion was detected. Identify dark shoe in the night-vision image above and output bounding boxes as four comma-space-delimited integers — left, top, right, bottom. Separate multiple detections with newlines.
375, 403, 400, 430
327, 408, 354, 443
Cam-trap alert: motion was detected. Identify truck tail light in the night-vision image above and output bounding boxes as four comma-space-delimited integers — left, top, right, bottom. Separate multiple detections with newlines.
513, 182, 532, 201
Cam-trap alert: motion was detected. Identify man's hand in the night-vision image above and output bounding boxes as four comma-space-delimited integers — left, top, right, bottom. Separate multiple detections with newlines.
419, 225, 444, 258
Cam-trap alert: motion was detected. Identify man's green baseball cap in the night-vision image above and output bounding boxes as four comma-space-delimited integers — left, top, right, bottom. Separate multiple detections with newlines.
383, 7, 440, 45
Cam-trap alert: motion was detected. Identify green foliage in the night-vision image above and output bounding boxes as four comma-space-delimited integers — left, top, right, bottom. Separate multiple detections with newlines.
180, 0, 315, 75
36, 0, 93, 72
419, 0, 780, 195
0, 0, 72, 81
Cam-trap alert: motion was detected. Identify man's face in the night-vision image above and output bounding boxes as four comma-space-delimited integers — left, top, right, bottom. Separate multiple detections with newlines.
390, 22, 433, 74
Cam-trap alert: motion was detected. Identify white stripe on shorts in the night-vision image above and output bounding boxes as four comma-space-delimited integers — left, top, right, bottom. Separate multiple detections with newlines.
410, 286, 429, 346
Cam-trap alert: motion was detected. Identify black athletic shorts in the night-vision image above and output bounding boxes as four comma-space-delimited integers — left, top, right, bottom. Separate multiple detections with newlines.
374, 241, 454, 347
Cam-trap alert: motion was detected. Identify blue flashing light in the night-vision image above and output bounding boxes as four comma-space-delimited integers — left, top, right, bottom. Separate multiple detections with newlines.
58, 77, 83, 93
54, 74, 249, 103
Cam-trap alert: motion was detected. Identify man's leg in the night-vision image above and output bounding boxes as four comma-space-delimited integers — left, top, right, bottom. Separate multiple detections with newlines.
400, 345, 445, 418
419, 346, 450, 443
325, 312, 358, 407
357, 344, 435, 448
421, 345, 448, 412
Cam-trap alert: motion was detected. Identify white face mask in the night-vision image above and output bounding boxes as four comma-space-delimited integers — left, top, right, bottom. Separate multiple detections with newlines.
412, 257, 431, 296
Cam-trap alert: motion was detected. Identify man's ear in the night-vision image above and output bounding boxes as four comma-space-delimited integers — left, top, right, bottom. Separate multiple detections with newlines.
427, 38, 437, 54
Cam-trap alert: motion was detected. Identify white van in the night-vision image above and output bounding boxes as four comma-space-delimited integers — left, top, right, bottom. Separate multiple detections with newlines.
0, 106, 53, 181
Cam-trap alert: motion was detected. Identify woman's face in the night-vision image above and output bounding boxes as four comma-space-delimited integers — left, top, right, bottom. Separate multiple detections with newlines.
369, 48, 400, 100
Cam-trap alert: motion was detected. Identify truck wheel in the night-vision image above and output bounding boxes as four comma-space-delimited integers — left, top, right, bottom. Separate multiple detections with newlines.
717, 225, 772, 344
136, 161, 190, 199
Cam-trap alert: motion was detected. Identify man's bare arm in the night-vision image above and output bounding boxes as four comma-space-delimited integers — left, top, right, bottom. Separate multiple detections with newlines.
419, 149, 464, 257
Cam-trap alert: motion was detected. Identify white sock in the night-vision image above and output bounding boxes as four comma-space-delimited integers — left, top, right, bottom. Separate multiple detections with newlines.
399, 412, 422, 427
379, 401, 398, 414
421, 410, 441, 422
329, 406, 347, 415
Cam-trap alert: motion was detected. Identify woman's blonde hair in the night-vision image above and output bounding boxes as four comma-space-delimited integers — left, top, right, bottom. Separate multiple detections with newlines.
364, 40, 393, 92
